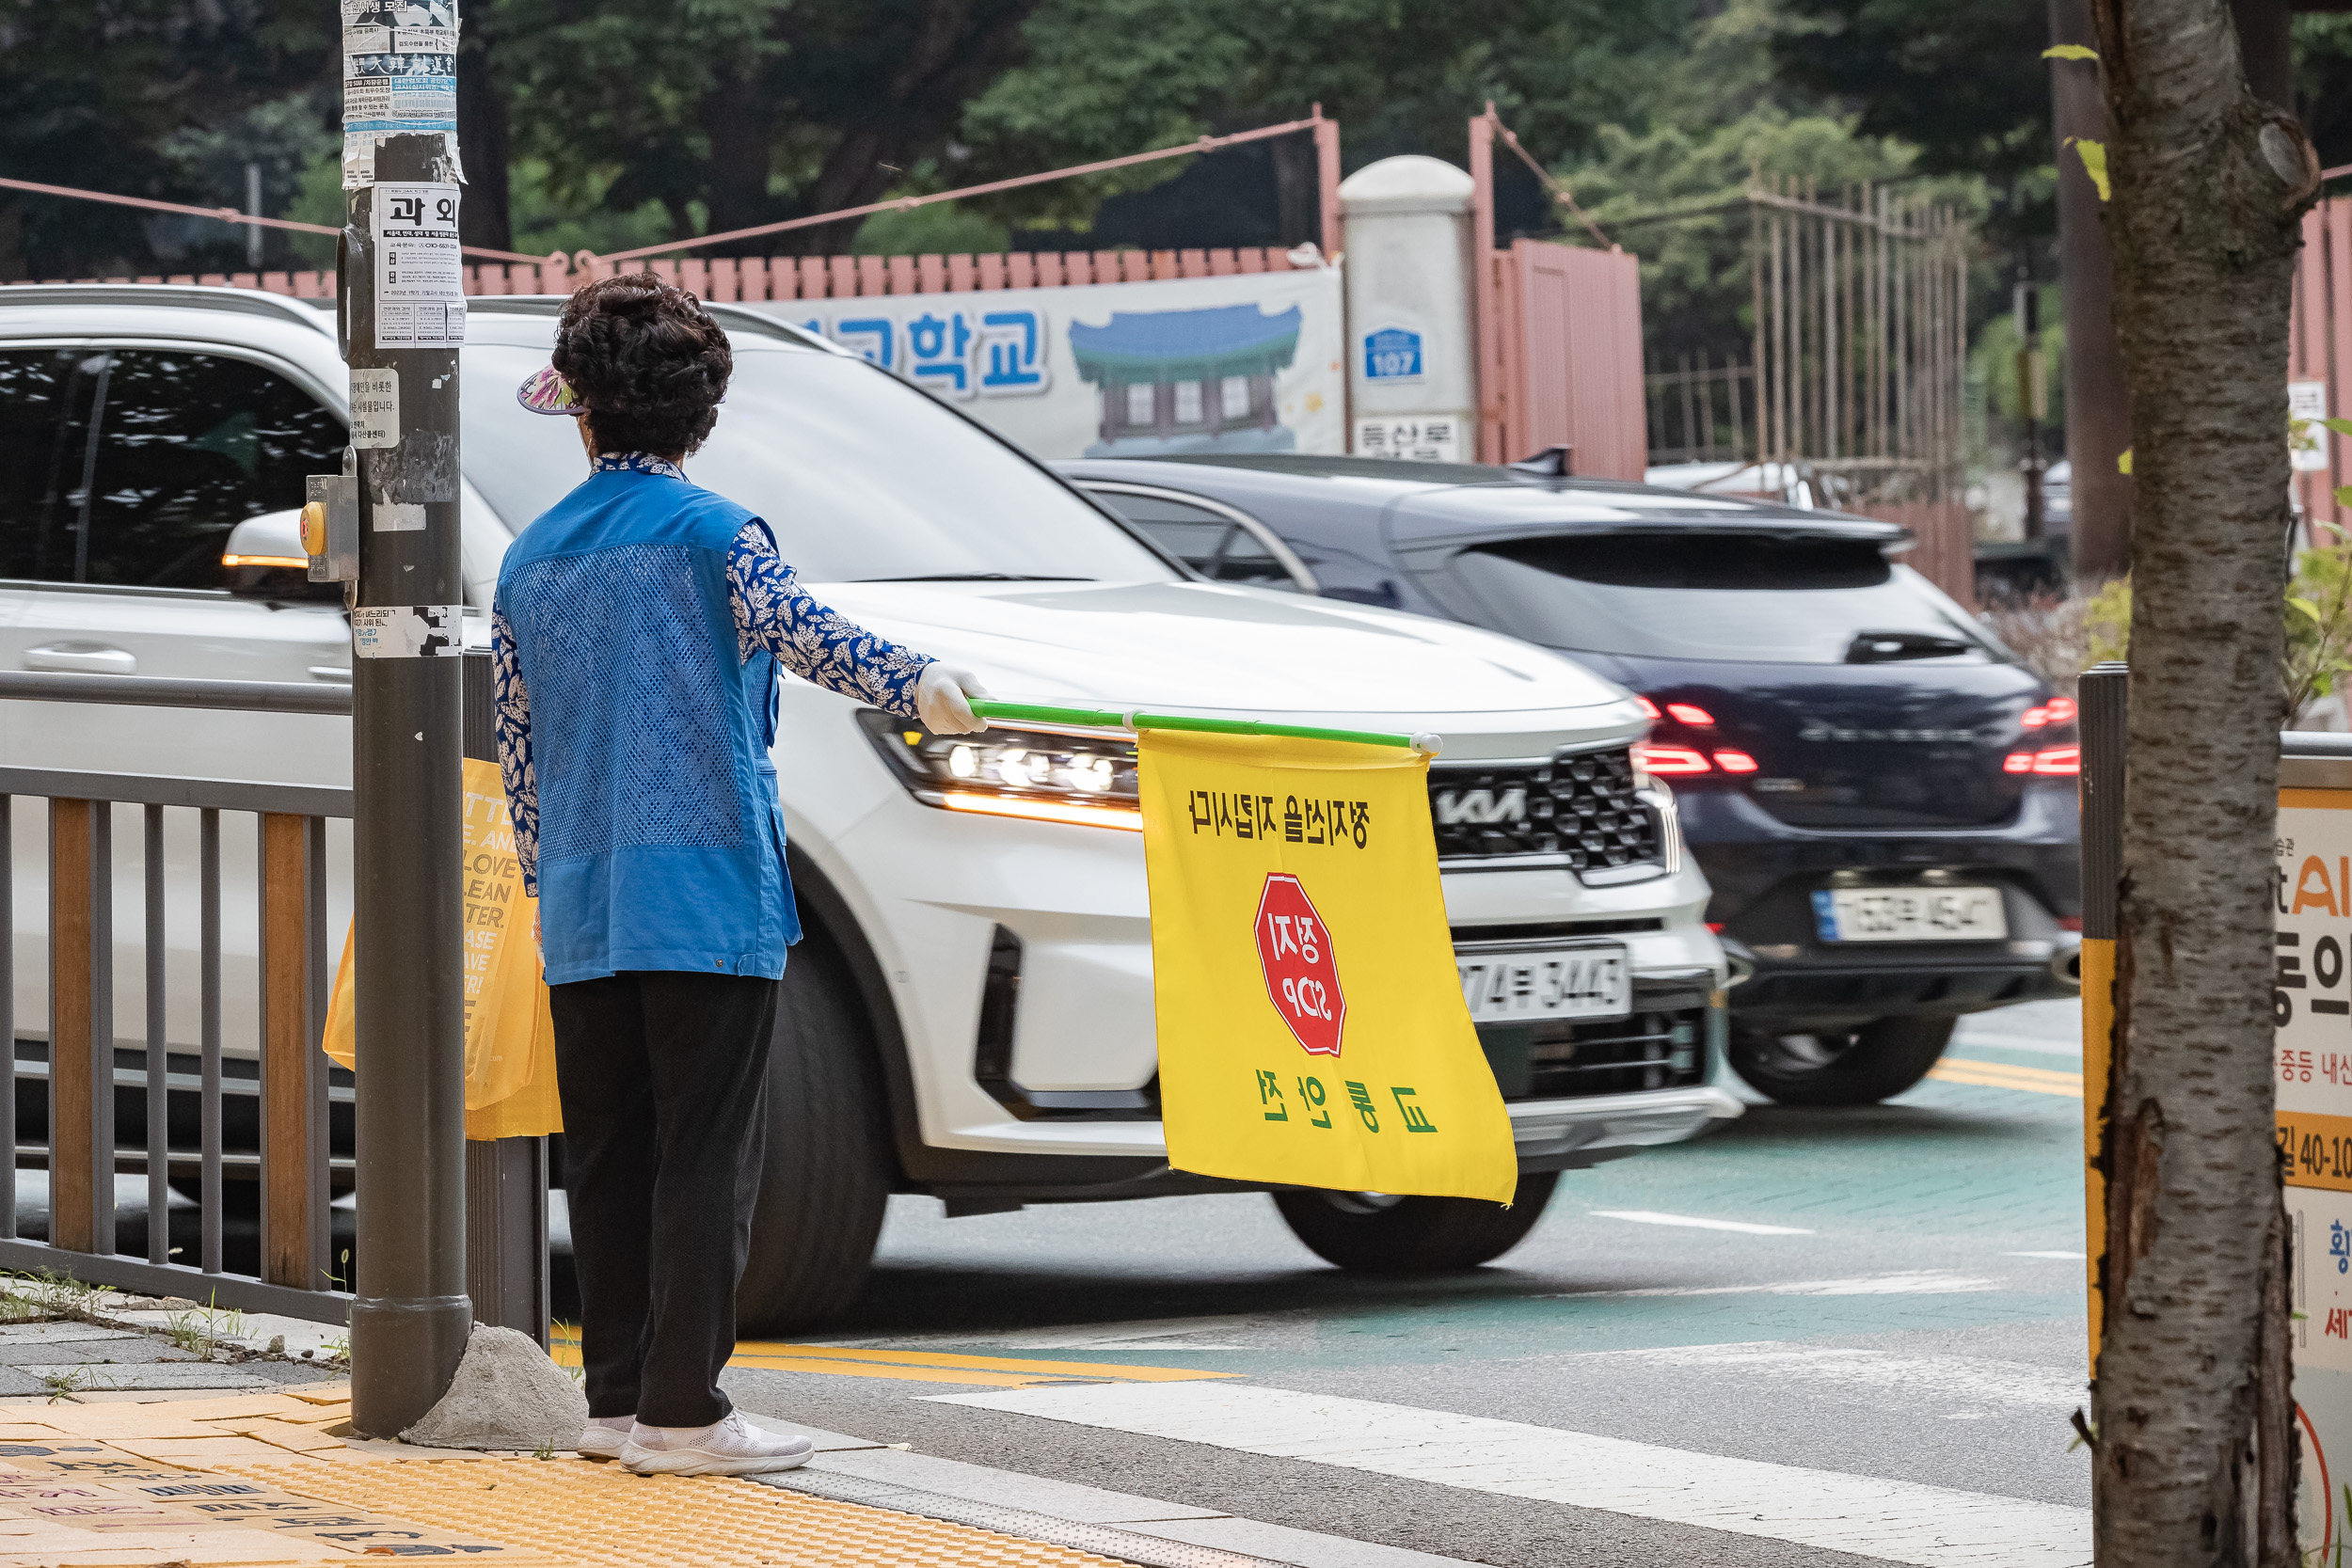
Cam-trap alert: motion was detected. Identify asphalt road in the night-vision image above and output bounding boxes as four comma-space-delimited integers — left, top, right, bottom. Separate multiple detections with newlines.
723, 998, 2090, 1567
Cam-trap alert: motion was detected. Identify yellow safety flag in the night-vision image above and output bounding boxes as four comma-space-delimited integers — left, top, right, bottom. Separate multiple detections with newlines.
323, 757, 562, 1139
1139, 731, 1516, 1204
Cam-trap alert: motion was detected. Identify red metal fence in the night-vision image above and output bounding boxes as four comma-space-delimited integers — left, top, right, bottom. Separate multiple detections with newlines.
1467, 110, 1649, 482
21, 245, 1319, 302
1492, 239, 1646, 480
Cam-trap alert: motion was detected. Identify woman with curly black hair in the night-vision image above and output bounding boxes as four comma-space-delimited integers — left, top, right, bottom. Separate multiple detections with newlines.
491, 273, 988, 1477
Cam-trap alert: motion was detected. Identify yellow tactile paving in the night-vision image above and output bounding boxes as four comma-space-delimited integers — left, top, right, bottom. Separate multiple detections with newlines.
215, 1459, 1132, 1568
0, 1380, 1142, 1566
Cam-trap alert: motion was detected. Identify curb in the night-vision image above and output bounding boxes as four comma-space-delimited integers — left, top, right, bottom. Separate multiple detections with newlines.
760, 1465, 1290, 1568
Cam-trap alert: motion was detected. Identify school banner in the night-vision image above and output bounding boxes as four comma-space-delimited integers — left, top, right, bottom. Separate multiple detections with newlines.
1137, 730, 1517, 1204
323, 757, 561, 1139
745, 265, 1344, 461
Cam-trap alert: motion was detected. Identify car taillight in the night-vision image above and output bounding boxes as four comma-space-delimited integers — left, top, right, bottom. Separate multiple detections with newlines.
2004, 746, 2079, 775
1633, 743, 1713, 774
1664, 702, 1715, 727
1712, 749, 1758, 773
2022, 696, 2079, 730
1633, 695, 1661, 720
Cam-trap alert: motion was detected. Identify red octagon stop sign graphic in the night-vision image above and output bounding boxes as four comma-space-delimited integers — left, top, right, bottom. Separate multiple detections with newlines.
1256, 873, 1345, 1057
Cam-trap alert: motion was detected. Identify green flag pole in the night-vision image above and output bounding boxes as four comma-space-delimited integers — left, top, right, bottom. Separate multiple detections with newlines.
967, 700, 1426, 752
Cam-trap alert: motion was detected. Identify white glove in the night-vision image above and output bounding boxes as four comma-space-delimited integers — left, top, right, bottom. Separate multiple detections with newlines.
916, 662, 990, 735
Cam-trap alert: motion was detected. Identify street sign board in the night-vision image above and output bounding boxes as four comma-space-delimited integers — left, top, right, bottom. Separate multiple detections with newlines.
1362, 325, 1425, 381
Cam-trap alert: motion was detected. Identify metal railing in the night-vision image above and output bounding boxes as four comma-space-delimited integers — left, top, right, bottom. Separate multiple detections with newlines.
3, 671, 355, 1322
1645, 354, 1754, 467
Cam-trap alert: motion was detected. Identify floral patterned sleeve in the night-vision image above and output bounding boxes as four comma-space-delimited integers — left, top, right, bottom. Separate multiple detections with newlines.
725, 522, 933, 719
490, 600, 542, 897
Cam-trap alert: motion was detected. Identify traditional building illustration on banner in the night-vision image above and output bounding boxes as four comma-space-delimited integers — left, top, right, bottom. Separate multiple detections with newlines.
1073, 302, 1303, 456
755, 265, 1343, 462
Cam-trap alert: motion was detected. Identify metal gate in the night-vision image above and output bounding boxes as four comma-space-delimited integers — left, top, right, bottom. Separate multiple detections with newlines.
1487, 239, 1647, 480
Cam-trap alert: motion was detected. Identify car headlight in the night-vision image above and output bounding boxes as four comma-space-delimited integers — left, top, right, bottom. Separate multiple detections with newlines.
856, 710, 1142, 831
1635, 782, 1684, 877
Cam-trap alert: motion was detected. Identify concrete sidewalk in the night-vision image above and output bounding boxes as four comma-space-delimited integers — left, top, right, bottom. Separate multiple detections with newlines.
0, 1384, 1153, 1566
0, 1290, 1471, 1568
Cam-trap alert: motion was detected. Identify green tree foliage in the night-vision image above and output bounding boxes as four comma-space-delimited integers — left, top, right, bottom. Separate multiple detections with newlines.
13, 0, 2352, 277
954, 0, 1699, 235
0, 0, 333, 277
1768, 0, 2053, 240
1549, 0, 1985, 366
483, 0, 1041, 254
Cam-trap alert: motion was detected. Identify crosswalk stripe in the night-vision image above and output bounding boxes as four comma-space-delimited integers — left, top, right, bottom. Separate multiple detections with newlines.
929, 1381, 2089, 1568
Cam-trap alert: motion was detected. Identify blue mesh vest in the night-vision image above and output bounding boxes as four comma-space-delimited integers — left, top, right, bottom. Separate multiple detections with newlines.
498, 467, 801, 985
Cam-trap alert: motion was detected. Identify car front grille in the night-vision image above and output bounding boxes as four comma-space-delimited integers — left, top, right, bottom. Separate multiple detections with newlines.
1481, 1005, 1708, 1101
1430, 746, 1662, 869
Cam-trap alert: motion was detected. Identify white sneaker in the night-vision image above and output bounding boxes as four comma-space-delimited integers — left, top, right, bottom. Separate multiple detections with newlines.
621, 1412, 814, 1477
578, 1416, 633, 1461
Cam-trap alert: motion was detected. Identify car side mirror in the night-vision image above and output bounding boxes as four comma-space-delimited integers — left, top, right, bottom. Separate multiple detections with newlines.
221, 508, 327, 599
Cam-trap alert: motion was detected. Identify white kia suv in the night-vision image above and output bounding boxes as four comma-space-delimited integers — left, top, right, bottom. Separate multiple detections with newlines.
0, 284, 1738, 1326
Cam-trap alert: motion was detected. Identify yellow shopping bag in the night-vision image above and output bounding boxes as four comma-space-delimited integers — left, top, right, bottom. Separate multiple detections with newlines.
322, 757, 562, 1138
1138, 730, 1516, 1203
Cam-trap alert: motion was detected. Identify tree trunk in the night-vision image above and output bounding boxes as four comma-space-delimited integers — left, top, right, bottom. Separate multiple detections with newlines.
700, 66, 779, 253
2090, 0, 2319, 1561
456, 27, 514, 255
2052, 0, 2134, 581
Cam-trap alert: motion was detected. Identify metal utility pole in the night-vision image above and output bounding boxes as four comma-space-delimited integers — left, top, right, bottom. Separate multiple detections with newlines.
334, 2, 472, 1438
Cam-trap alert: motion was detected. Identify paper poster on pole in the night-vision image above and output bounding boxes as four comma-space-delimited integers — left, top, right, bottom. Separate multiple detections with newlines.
372, 182, 465, 348
342, 0, 461, 187
352, 604, 460, 657
746, 266, 1345, 460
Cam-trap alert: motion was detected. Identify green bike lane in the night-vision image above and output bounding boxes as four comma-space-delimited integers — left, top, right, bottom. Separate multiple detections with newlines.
724, 1002, 2091, 1566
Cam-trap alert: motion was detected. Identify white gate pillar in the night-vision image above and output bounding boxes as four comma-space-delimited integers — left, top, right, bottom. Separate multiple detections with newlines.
1339, 155, 1478, 464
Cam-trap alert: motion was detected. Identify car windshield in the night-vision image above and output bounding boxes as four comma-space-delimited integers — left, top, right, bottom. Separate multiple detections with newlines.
462, 341, 1177, 583
1447, 532, 1994, 664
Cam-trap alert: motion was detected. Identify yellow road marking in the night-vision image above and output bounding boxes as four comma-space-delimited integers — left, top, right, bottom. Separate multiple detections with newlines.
1929, 1056, 2082, 1098
728, 1356, 1065, 1386
550, 1329, 1233, 1386
1940, 1056, 2082, 1086
732, 1343, 1235, 1382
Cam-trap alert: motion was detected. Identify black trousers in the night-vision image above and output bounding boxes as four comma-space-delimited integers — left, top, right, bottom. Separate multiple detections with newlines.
550, 970, 777, 1429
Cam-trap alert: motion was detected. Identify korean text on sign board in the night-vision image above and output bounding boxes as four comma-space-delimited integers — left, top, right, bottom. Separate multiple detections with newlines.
812, 307, 1052, 400
1187, 789, 1370, 847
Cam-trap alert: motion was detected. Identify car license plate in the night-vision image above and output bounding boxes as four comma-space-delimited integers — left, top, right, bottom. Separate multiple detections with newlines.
1455, 943, 1630, 1024
1811, 886, 2008, 942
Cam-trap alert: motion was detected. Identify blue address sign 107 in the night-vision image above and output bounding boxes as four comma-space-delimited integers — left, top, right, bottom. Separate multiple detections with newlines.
1362, 326, 1424, 382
